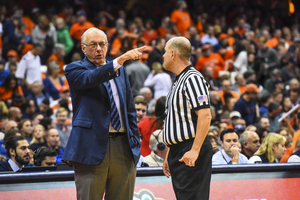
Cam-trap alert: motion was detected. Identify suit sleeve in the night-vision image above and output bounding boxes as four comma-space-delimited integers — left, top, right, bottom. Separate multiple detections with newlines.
65, 61, 117, 91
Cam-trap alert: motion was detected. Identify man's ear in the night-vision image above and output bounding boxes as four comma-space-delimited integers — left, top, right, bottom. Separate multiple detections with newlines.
171, 50, 175, 60
10, 148, 15, 157
81, 44, 86, 55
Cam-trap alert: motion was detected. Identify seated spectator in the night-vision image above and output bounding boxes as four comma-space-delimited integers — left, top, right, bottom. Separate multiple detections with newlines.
217, 77, 240, 105
55, 107, 72, 148
46, 128, 64, 164
287, 139, 300, 163
0, 59, 10, 86
8, 107, 22, 122
26, 81, 50, 108
47, 43, 66, 76
289, 88, 300, 107
281, 56, 299, 84
0, 129, 22, 159
43, 60, 62, 100
50, 86, 72, 119
220, 97, 237, 122
209, 125, 222, 150
31, 113, 44, 127
0, 74, 24, 107
134, 97, 148, 124
29, 124, 47, 151
245, 125, 257, 132
4, 50, 18, 71
230, 73, 246, 95
39, 99, 53, 117
18, 119, 33, 139
195, 44, 225, 79
55, 17, 74, 57
138, 96, 165, 157
20, 99, 37, 120
263, 68, 281, 94
207, 131, 219, 154
0, 136, 34, 172
264, 102, 282, 132
248, 133, 286, 163
144, 130, 168, 167
34, 146, 56, 166
139, 87, 156, 115
147, 37, 165, 69
39, 117, 54, 131
256, 116, 270, 131
258, 93, 272, 117
4, 120, 18, 133
281, 96, 292, 113
278, 128, 292, 149
227, 111, 241, 129
209, 90, 223, 120
212, 129, 248, 165
233, 83, 260, 126
240, 131, 261, 159
144, 62, 172, 99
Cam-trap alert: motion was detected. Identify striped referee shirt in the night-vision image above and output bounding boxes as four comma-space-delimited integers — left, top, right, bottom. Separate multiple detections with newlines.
163, 65, 210, 146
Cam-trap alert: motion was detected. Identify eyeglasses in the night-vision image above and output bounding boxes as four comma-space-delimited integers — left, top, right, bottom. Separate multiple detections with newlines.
83, 42, 107, 49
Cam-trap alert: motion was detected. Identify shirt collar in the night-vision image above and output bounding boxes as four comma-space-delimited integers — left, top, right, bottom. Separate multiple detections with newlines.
221, 149, 233, 161
8, 159, 23, 172
151, 151, 164, 163
175, 64, 192, 82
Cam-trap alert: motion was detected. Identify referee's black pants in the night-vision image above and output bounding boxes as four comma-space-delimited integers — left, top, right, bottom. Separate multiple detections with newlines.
168, 138, 212, 200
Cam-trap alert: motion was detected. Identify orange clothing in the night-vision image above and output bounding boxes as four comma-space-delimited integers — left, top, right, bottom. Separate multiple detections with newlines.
69, 21, 95, 42
97, 24, 110, 32
47, 53, 65, 76
22, 16, 35, 35
195, 53, 225, 79
280, 130, 300, 162
237, 29, 245, 35
227, 124, 234, 129
196, 20, 203, 33
217, 90, 240, 105
170, 10, 192, 35
0, 86, 24, 101
19, 43, 34, 61
109, 38, 122, 56
157, 26, 168, 38
64, 78, 69, 87
266, 37, 278, 48
239, 85, 247, 94
228, 37, 235, 46
142, 30, 158, 45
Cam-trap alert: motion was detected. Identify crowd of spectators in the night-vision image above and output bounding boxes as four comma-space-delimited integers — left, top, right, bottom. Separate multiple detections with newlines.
1, 0, 300, 171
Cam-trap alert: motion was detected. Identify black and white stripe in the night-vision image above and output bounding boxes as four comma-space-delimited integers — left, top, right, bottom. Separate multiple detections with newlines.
163, 66, 210, 146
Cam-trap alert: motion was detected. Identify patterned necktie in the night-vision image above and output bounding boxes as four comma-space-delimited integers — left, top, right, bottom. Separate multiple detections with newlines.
106, 81, 121, 131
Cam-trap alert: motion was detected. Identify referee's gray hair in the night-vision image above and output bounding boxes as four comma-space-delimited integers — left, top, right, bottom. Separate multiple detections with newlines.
169, 37, 191, 61
149, 130, 162, 151
53, 43, 65, 53
81, 27, 107, 44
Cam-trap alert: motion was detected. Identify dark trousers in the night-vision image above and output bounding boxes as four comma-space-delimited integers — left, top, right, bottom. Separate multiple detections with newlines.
168, 138, 212, 200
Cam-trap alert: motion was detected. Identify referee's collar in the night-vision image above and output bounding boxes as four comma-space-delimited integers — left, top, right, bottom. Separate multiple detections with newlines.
175, 65, 192, 81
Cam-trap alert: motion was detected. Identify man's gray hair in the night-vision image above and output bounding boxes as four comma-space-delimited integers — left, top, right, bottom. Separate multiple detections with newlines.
53, 43, 65, 53
239, 131, 250, 148
139, 87, 151, 95
81, 27, 107, 44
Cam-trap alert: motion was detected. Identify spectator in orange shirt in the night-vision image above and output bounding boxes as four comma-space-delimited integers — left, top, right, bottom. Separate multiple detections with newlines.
14, 7, 35, 36
47, 43, 65, 76
195, 44, 225, 79
267, 29, 282, 48
142, 19, 158, 45
217, 77, 240, 105
0, 74, 24, 107
69, 10, 95, 47
157, 16, 172, 38
231, 73, 247, 95
170, 0, 192, 36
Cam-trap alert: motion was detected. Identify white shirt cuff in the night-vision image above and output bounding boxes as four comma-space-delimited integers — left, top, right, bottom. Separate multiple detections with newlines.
113, 59, 121, 71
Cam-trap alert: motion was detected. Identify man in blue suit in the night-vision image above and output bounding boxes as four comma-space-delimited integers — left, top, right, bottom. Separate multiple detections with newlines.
62, 27, 145, 200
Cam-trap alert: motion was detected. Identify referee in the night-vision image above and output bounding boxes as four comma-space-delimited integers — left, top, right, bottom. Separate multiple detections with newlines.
162, 37, 212, 200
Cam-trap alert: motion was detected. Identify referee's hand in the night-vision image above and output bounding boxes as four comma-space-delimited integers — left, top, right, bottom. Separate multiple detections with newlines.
179, 149, 198, 167
163, 160, 171, 178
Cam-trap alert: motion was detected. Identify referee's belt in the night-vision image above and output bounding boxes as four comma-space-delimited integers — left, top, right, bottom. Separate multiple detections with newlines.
108, 131, 125, 138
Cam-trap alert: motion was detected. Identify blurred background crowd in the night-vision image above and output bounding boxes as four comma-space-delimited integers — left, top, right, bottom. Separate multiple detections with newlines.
0, 0, 300, 169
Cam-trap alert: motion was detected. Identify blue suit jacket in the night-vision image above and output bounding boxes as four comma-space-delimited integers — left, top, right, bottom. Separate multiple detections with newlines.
62, 57, 141, 166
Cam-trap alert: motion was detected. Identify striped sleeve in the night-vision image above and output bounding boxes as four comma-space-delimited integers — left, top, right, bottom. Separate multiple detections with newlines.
184, 74, 210, 111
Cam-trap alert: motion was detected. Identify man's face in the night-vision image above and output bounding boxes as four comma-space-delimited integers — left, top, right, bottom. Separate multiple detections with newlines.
135, 103, 147, 123
32, 114, 44, 126
260, 118, 270, 130
15, 108, 22, 121
221, 80, 231, 93
77, 15, 86, 24
244, 132, 260, 155
31, 83, 43, 95
163, 39, 173, 72
11, 140, 30, 166
39, 102, 49, 113
81, 29, 108, 66
59, 90, 70, 100
41, 156, 56, 166
221, 133, 239, 158
5, 121, 18, 132
56, 111, 68, 125
47, 129, 60, 147
28, 100, 36, 114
